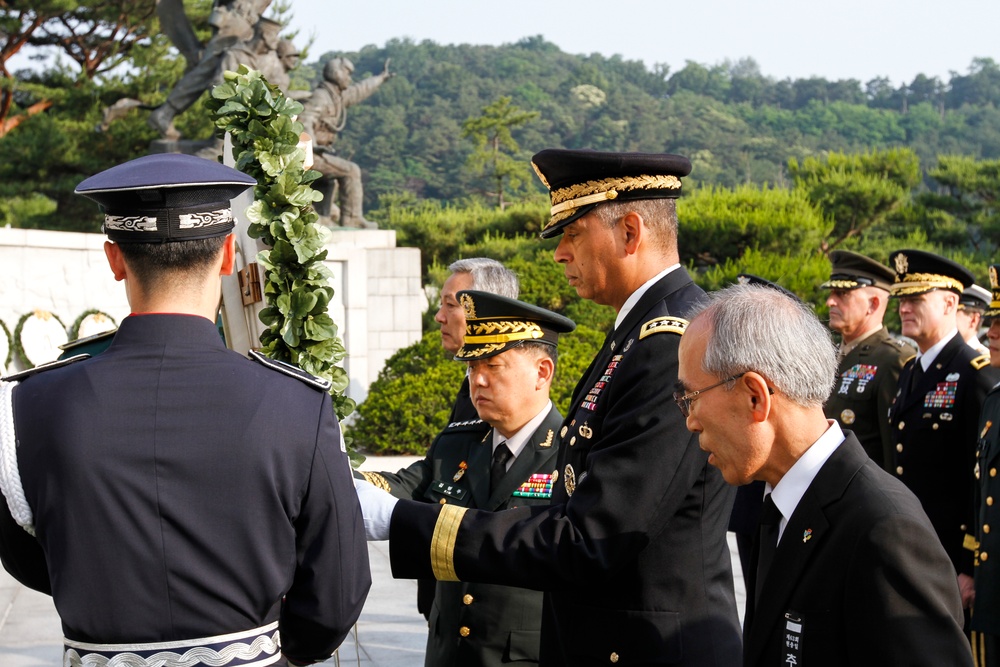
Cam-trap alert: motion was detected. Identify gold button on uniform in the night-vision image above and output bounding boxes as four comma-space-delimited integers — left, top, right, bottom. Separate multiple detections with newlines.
439, 498, 447, 504
992, 468, 997, 478
896, 466, 904, 475
989, 497, 995, 507
982, 552, 990, 562
610, 652, 619, 664
459, 626, 471, 637
898, 422, 905, 430
896, 444, 903, 452
932, 423, 939, 430
463, 594, 474, 605
985, 525, 991, 534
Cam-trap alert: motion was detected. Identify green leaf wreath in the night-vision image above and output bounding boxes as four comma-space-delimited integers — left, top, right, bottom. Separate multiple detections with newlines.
205, 66, 356, 426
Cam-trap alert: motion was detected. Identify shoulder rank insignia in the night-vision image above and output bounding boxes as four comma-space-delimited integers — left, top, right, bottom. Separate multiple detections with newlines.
639, 316, 688, 340
248, 350, 332, 391
445, 418, 486, 429
972, 354, 990, 371
2, 354, 90, 383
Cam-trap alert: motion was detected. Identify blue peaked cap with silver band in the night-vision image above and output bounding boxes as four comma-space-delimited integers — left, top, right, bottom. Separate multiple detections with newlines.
75, 153, 257, 243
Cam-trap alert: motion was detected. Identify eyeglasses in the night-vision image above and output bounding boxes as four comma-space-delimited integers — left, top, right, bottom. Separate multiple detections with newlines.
673, 373, 746, 418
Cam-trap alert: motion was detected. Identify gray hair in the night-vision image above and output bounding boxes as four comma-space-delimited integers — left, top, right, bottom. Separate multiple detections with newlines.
593, 197, 678, 254
688, 283, 837, 407
448, 258, 519, 299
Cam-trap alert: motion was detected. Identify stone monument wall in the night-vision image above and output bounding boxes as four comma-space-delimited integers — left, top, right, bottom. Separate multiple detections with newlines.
0, 227, 423, 405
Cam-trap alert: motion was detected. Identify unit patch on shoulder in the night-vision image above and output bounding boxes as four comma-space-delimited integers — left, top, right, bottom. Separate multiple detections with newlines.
639, 316, 688, 340
2, 354, 90, 382
972, 354, 991, 371
248, 350, 332, 391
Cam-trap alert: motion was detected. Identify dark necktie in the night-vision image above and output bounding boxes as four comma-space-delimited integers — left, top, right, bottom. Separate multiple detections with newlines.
490, 442, 512, 494
909, 359, 925, 394
754, 493, 782, 603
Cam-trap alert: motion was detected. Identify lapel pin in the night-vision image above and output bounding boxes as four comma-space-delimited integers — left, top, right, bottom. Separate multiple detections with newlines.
452, 461, 468, 482
802, 528, 813, 543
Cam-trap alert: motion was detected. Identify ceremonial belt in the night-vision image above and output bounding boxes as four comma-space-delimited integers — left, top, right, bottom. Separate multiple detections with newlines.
63, 622, 281, 667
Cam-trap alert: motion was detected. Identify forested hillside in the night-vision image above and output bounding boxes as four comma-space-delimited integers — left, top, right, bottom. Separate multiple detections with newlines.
3, 13, 1000, 230
330, 38, 1000, 208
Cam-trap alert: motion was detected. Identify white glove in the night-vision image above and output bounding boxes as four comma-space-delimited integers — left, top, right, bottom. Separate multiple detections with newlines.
354, 478, 398, 541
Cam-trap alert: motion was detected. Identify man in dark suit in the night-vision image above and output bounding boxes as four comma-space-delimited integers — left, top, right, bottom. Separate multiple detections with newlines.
888, 249, 997, 618
0, 153, 370, 666
361, 290, 573, 666
358, 150, 741, 666
822, 250, 915, 469
677, 282, 971, 666
972, 265, 1000, 667
435, 258, 520, 424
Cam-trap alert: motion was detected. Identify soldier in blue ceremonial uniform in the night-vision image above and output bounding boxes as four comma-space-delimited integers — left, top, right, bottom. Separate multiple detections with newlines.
822, 250, 915, 469
888, 249, 996, 626
972, 265, 1000, 667
361, 290, 573, 667
0, 153, 370, 667
358, 150, 741, 666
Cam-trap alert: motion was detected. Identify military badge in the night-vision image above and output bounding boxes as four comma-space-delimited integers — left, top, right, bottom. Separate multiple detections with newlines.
582, 354, 624, 412
802, 529, 813, 543
460, 292, 477, 319
836, 364, 876, 395
925, 383, 957, 409
453, 461, 468, 482
940, 413, 953, 421
579, 423, 593, 439
894, 253, 908, 275
539, 429, 554, 448
946, 372, 960, 382
563, 464, 576, 496
512, 473, 555, 498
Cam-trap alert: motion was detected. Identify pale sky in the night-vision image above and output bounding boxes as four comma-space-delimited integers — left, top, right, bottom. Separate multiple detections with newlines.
283, 0, 999, 86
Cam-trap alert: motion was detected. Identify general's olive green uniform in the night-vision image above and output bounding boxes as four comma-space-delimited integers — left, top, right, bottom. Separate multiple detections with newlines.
361, 407, 562, 667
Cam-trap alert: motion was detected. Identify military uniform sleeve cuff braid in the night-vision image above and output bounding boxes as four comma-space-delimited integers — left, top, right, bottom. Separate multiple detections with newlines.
0, 380, 34, 536
430, 504, 467, 581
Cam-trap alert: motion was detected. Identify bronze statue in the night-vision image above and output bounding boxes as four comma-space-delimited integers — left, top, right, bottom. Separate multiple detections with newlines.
149, 0, 272, 139
298, 57, 392, 229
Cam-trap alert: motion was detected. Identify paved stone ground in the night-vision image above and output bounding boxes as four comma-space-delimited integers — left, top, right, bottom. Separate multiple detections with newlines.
0, 455, 745, 666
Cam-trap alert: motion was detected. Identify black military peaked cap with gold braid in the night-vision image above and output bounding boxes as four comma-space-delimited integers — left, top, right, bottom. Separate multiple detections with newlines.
454, 290, 576, 361
531, 149, 692, 238
888, 249, 974, 297
820, 250, 895, 292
